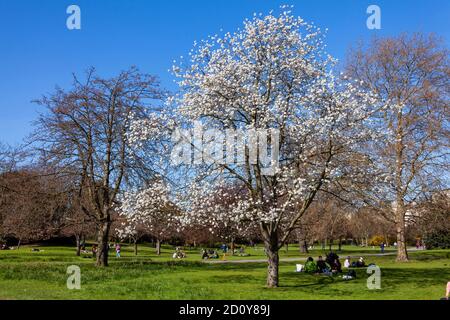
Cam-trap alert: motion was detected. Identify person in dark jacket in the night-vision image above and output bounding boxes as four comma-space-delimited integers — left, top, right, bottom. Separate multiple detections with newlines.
316, 256, 329, 273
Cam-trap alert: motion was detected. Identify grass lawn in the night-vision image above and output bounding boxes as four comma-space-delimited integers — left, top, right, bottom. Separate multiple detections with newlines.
0, 244, 449, 300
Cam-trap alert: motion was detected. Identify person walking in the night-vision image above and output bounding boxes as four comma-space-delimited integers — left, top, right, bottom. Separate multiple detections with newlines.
115, 243, 121, 258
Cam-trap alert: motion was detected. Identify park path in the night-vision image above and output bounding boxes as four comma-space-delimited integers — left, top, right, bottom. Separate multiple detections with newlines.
204, 248, 420, 264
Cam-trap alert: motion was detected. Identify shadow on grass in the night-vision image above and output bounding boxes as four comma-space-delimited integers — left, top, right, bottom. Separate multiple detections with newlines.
381, 267, 450, 288
281, 272, 340, 288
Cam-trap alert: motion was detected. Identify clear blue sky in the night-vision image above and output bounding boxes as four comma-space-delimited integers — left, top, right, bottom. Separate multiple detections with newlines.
0, 0, 449, 145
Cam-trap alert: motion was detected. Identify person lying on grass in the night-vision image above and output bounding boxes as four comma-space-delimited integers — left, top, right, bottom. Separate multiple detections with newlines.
357, 257, 366, 267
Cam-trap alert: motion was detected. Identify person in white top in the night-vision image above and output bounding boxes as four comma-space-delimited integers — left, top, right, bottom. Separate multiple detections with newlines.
344, 256, 351, 268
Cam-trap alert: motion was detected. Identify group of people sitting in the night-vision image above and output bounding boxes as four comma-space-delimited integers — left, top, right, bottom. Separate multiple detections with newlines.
0, 243, 10, 250
80, 244, 98, 258
301, 253, 341, 275
201, 249, 219, 259
201, 245, 251, 259
173, 247, 187, 259
299, 253, 367, 276
344, 256, 366, 268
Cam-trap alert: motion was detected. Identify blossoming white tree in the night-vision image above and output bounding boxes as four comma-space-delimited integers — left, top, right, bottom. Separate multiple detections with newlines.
178, 182, 259, 254
116, 218, 149, 256
119, 180, 178, 255
173, 8, 384, 287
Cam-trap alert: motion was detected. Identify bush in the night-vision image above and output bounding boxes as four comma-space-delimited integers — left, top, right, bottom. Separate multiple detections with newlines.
423, 230, 450, 249
369, 235, 385, 246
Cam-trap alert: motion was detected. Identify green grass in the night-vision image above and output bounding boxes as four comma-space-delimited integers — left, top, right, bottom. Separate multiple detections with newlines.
0, 244, 448, 300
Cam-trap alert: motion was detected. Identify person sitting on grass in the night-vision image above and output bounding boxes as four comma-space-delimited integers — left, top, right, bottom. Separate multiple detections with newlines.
173, 247, 187, 259
201, 249, 209, 260
344, 256, 351, 268
356, 257, 366, 267
333, 258, 342, 273
326, 252, 337, 267
91, 245, 97, 258
326, 252, 342, 273
304, 257, 317, 274
316, 256, 329, 273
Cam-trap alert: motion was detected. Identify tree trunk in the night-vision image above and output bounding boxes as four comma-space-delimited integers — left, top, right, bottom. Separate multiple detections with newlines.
96, 219, 111, 267
395, 215, 409, 261
230, 238, 235, 255
75, 235, 81, 256
329, 239, 333, 251
17, 238, 21, 250
394, 199, 409, 261
156, 238, 161, 256
301, 240, 308, 253
134, 240, 138, 256
338, 238, 342, 252
264, 232, 279, 288
394, 110, 409, 262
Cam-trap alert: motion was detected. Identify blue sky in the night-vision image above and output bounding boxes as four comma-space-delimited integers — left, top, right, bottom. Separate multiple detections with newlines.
0, 0, 449, 145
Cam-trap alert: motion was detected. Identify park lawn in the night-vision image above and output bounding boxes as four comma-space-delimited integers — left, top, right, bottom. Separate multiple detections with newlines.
0, 244, 448, 300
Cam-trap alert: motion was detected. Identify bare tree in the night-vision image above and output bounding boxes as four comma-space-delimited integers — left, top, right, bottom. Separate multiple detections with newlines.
303, 196, 350, 252
0, 142, 7, 173
60, 190, 97, 256
0, 169, 68, 247
411, 190, 450, 243
345, 33, 450, 261
32, 67, 165, 266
